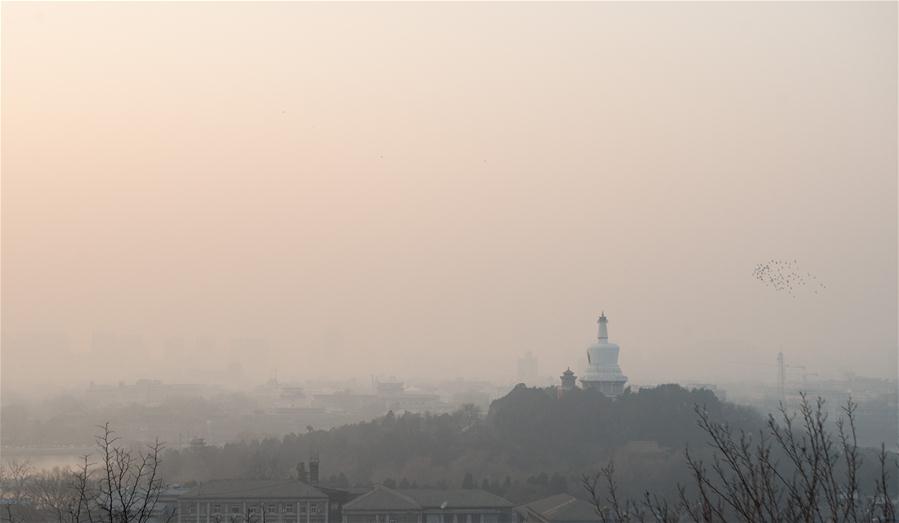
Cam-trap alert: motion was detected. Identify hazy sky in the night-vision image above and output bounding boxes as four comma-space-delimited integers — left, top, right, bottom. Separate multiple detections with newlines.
2, 2, 896, 393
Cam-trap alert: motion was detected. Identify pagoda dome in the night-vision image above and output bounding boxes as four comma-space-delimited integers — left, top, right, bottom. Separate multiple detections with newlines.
580, 312, 628, 395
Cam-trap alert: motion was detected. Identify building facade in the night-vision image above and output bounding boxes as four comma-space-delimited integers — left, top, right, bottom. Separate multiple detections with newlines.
176, 479, 329, 523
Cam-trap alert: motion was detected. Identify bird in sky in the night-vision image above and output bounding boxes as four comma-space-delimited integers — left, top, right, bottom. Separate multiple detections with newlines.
752, 259, 825, 297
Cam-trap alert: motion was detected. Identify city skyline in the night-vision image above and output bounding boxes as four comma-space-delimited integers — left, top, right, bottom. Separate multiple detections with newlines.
3, 2, 896, 391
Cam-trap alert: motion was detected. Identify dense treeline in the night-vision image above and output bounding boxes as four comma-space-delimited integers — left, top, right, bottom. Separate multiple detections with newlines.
160, 384, 763, 501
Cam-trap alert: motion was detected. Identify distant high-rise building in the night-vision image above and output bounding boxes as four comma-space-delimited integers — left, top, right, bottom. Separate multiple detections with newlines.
580, 312, 627, 397
517, 351, 539, 384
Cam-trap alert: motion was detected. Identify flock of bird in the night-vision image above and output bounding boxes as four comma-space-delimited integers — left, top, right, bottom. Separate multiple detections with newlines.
753, 259, 826, 298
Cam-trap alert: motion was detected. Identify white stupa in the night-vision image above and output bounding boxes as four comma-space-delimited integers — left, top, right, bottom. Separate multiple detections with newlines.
580, 312, 627, 397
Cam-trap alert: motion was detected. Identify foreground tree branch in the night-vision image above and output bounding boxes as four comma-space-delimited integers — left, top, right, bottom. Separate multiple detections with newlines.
1, 424, 174, 523
584, 395, 897, 523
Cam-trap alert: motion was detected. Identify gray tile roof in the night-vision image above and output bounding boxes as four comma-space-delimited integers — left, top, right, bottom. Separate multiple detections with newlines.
343, 487, 421, 511
518, 494, 600, 523
344, 486, 514, 512
179, 479, 328, 500
400, 490, 514, 509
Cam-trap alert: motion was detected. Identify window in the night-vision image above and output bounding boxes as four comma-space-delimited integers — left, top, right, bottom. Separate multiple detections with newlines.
268, 504, 278, 514
283, 503, 295, 513
231, 504, 241, 514
213, 504, 221, 514
311, 503, 318, 514
300, 503, 307, 513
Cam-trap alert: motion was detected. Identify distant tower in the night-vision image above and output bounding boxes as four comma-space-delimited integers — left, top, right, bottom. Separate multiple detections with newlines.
517, 352, 539, 384
309, 453, 320, 485
580, 312, 628, 397
559, 368, 577, 397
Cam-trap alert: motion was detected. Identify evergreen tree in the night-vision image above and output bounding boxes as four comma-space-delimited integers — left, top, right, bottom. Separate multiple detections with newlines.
336, 472, 350, 488
548, 473, 567, 493
462, 472, 475, 489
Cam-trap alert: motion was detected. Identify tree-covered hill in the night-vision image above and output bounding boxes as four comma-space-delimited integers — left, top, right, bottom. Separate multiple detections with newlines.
160, 384, 764, 500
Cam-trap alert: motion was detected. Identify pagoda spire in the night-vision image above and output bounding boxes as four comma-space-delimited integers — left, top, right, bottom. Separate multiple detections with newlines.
597, 312, 608, 341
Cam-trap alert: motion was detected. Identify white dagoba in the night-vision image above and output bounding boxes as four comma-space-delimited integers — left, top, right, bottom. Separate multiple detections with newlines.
580, 312, 627, 397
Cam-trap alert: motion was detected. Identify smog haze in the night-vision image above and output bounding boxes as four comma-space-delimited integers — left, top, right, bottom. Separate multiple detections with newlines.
2, 2, 896, 395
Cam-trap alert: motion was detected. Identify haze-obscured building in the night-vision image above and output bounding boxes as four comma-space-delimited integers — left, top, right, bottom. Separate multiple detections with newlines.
342, 487, 516, 523
312, 380, 443, 418
517, 352, 539, 385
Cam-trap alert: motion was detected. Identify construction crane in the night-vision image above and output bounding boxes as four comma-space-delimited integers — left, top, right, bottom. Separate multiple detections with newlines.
719, 352, 812, 400
777, 351, 811, 401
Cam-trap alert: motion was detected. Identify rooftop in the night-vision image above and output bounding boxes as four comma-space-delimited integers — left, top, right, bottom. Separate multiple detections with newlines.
344, 486, 514, 512
518, 494, 600, 523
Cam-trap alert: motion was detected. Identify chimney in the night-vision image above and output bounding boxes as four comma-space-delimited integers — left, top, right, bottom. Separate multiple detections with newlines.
297, 462, 308, 483
309, 454, 320, 485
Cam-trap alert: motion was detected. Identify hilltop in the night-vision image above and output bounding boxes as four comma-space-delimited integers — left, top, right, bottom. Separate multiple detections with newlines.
161, 384, 763, 500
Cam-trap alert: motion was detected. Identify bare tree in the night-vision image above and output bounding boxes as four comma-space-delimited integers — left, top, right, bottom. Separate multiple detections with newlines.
583, 460, 679, 523
79, 422, 172, 523
25, 467, 82, 523
584, 395, 897, 523
68, 456, 96, 523
1, 461, 34, 501
0, 460, 37, 523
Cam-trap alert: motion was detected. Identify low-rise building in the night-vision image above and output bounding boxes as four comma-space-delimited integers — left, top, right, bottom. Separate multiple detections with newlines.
342, 487, 516, 523
516, 494, 600, 523
176, 479, 329, 523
